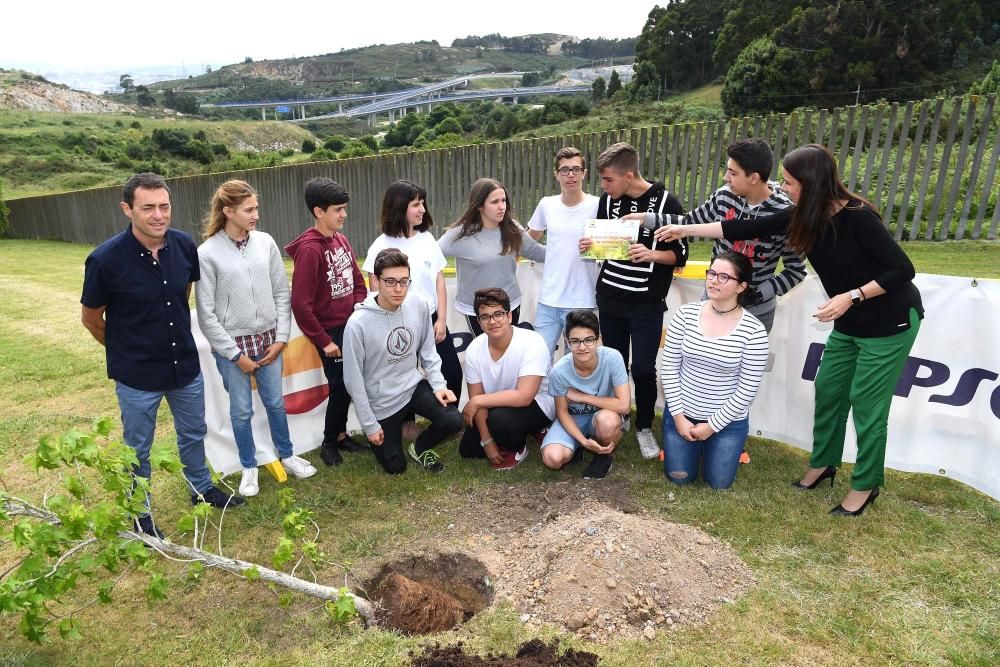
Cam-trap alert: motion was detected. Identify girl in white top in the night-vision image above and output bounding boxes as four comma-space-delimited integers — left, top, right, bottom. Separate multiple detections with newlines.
438, 177, 545, 336
660, 250, 769, 490
363, 181, 462, 402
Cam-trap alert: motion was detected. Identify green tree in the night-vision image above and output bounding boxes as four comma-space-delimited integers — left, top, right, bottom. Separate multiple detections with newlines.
591, 76, 606, 102
713, 0, 798, 74
969, 60, 1000, 95
358, 135, 379, 152
0, 421, 367, 643
322, 135, 348, 152
521, 71, 542, 87
135, 85, 156, 107
302, 139, 316, 153
634, 0, 730, 91
434, 116, 463, 135
119, 74, 134, 93
720, 37, 804, 116
606, 70, 623, 98
629, 61, 661, 102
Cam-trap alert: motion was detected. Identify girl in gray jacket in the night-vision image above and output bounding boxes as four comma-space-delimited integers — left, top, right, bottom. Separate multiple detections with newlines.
196, 180, 317, 497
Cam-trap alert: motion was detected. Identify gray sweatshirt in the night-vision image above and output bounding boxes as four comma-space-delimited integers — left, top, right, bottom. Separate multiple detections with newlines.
342, 295, 446, 436
196, 230, 291, 360
437, 225, 545, 315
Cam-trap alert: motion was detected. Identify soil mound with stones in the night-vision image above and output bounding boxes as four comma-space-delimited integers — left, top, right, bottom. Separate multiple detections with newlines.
480, 500, 754, 642
411, 639, 599, 666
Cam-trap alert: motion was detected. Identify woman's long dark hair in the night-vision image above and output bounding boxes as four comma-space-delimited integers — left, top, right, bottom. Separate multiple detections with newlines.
448, 178, 522, 256
712, 250, 760, 308
379, 180, 432, 238
782, 144, 878, 254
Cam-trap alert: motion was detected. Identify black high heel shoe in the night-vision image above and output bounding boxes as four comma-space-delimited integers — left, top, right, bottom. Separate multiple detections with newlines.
829, 487, 880, 516
791, 465, 836, 490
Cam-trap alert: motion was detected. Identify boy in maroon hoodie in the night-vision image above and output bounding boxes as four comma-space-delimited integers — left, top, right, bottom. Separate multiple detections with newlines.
285, 177, 368, 465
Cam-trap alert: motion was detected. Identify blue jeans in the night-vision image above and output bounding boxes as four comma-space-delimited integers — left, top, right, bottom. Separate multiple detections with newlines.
534, 303, 594, 356
115, 374, 214, 501
213, 351, 294, 468
662, 417, 748, 489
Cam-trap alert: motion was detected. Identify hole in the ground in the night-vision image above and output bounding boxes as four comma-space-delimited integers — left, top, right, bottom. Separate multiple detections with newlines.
365, 552, 494, 634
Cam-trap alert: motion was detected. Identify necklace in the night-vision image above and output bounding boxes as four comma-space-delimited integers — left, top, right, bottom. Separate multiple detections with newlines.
711, 303, 739, 315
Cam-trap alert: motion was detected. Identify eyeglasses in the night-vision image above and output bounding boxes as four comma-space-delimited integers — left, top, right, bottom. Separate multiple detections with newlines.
567, 336, 598, 348
476, 310, 509, 324
556, 166, 585, 176
379, 277, 411, 288
705, 269, 737, 285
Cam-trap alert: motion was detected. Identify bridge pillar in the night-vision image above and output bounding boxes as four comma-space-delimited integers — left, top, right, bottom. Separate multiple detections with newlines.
368, 113, 375, 127
338, 103, 343, 113
262, 107, 266, 121
299, 104, 306, 119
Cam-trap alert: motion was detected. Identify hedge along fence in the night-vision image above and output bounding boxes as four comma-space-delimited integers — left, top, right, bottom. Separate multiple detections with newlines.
7, 94, 998, 251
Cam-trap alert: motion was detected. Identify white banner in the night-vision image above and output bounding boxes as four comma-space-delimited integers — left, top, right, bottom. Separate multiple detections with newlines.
195, 265, 1000, 501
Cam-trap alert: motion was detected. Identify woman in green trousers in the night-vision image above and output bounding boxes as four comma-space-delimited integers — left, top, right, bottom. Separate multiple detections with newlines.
654, 144, 923, 516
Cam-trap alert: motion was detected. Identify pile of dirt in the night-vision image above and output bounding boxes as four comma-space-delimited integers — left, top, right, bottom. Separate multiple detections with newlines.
410, 639, 599, 666
479, 500, 754, 642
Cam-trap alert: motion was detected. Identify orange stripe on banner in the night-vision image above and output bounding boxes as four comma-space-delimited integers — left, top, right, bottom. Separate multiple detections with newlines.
282, 336, 324, 376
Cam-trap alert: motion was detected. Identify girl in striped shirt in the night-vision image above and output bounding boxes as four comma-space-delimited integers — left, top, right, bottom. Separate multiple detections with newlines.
660, 251, 769, 489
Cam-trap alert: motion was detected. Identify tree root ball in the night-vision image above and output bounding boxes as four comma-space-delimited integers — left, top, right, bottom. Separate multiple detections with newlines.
366, 552, 494, 635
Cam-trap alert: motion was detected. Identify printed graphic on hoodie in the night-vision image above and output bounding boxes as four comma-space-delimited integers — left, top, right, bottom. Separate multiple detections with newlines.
386, 326, 414, 363
325, 247, 356, 300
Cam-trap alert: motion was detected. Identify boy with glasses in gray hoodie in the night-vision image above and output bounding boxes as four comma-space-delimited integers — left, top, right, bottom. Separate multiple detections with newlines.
342, 248, 462, 474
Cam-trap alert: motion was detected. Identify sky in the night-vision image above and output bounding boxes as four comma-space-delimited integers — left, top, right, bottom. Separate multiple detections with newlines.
3, 0, 657, 71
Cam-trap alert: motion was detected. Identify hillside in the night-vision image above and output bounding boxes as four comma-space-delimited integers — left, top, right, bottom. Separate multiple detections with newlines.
150, 39, 593, 103
0, 111, 317, 198
0, 70, 128, 113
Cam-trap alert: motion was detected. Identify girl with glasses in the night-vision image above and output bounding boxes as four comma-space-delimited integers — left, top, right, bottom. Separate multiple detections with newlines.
660, 251, 769, 489
438, 178, 546, 336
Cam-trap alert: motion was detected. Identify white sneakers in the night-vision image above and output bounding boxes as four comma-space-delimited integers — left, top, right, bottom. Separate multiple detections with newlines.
239, 468, 259, 497
636, 428, 661, 459
239, 456, 317, 499
282, 455, 318, 479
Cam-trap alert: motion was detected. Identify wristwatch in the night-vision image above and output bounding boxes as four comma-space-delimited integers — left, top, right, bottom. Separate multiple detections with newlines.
231, 352, 243, 362
849, 289, 863, 305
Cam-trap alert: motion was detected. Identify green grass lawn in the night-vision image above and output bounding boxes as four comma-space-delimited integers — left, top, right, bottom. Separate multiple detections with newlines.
1, 239, 998, 666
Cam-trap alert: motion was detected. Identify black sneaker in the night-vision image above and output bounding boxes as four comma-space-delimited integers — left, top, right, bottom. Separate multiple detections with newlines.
133, 515, 165, 539
583, 454, 613, 480
336, 434, 369, 454
319, 441, 343, 466
192, 486, 246, 508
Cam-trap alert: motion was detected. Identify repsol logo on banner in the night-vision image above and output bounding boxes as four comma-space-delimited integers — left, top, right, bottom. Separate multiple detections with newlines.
802, 343, 1000, 419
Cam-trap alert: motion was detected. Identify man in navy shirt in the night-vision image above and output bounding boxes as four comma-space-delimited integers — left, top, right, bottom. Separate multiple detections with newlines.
81, 173, 244, 539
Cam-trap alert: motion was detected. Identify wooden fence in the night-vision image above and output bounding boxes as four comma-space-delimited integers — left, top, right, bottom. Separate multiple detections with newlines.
7, 94, 998, 251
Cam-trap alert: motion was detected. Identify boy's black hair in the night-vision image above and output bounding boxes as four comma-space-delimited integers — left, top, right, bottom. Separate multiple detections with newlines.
564, 310, 600, 339
473, 287, 511, 315
304, 177, 350, 217
727, 139, 774, 181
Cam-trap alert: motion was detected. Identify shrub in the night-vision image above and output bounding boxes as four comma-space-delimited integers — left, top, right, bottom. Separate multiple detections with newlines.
302, 139, 317, 153
323, 135, 348, 152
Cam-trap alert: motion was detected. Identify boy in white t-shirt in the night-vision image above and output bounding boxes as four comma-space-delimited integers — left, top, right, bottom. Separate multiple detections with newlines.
527, 146, 600, 355
460, 288, 555, 470
541, 310, 631, 480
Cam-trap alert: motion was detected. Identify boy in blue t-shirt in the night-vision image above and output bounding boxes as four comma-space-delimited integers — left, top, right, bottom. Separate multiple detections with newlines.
541, 310, 631, 480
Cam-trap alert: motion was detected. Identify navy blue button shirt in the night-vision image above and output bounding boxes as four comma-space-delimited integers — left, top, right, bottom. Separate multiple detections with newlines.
81, 225, 201, 392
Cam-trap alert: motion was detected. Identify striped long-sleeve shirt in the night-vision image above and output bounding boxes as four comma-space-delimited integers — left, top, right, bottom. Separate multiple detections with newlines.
685, 183, 806, 312
660, 301, 769, 433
